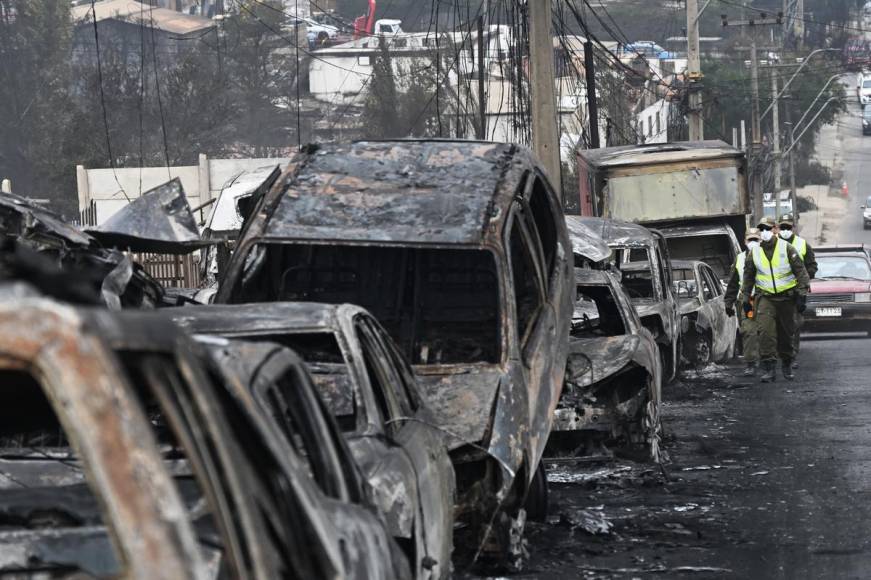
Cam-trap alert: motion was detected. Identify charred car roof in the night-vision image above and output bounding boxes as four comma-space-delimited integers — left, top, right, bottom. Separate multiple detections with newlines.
255, 141, 530, 246
565, 216, 611, 262
571, 216, 658, 246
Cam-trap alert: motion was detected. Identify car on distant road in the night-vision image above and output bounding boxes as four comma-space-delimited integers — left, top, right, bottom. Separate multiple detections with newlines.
624, 41, 676, 59
859, 73, 871, 107
804, 245, 871, 334
861, 196, 871, 228
671, 260, 738, 365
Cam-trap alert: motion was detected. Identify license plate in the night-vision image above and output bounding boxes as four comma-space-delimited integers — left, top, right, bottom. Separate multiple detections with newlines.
815, 307, 842, 317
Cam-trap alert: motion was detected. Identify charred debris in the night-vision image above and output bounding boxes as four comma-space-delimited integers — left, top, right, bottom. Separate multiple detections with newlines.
0, 139, 745, 576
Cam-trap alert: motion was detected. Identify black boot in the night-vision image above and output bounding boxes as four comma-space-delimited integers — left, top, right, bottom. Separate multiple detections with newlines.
760, 360, 777, 383
743, 362, 756, 377
782, 360, 795, 381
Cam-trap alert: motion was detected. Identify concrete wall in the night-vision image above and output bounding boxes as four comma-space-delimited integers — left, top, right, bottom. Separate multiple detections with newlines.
77, 155, 290, 225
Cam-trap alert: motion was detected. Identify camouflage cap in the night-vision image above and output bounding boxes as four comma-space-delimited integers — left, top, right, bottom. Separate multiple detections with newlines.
756, 216, 777, 229
745, 227, 761, 242
778, 214, 795, 227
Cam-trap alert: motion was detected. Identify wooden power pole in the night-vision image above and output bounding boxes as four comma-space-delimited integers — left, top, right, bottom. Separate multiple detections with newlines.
528, 0, 561, 188
686, 0, 704, 140
722, 12, 782, 225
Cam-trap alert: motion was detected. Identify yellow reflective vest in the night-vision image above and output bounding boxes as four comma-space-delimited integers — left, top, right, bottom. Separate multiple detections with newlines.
752, 239, 798, 295
789, 235, 808, 259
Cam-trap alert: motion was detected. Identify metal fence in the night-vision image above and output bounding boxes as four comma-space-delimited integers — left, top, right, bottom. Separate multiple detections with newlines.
130, 252, 202, 289
79, 199, 97, 227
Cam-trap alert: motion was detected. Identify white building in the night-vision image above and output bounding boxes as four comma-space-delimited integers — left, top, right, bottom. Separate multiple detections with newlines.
636, 99, 672, 144
76, 155, 290, 226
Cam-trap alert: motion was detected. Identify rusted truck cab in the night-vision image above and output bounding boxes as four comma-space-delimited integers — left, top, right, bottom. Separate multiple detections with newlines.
215, 141, 574, 559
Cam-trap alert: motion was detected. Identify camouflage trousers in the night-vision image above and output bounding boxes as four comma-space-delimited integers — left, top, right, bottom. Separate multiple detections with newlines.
738, 299, 759, 363
756, 293, 798, 363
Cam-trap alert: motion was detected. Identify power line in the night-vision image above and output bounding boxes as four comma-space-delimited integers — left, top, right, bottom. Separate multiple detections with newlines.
89, 0, 131, 202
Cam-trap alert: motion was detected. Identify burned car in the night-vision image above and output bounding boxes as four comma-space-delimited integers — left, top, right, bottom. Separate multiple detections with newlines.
568, 216, 681, 382
672, 260, 738, 365
0, 288, 410, 579
659, 222, 742, 280
171, 303, 455, 579
214, 140, 574, 561
548, 267, 663, 461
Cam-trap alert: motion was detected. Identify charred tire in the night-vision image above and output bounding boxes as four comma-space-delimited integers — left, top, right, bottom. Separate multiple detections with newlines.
523, 460, 549, 522
644, 379, 662, 463
694, 332, 712, 367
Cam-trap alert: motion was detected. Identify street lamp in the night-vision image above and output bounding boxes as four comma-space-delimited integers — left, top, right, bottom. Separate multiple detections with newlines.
760, 48, 840, 121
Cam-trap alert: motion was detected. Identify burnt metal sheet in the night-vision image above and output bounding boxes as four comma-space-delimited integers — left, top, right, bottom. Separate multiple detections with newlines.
564, 335, 642, 389
258, 141, 519, 246
0, 193, 163, 308
414, 367, 503, 451
577, 140, 742, 169
659, 222, 733, 238
89, 178, 209, 253
565, 216, 611, 262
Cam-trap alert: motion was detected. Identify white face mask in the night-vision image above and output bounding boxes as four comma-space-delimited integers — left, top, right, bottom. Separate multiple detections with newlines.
779, 229, 793, 240
760, 230, 774, 242
747, 240, 760, 251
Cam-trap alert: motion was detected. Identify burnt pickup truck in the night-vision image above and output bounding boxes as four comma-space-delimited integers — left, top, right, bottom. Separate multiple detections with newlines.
567, 216, 681, 382
214, 140, 574, 563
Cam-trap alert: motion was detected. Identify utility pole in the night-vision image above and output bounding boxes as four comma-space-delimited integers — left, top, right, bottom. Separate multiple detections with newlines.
771, 69, 782, 221
722, 11, 783, 224
686, 0, 704, 140
785, 108, 798, 227
528, 0, 561, 187
476, 16, 486, 140
584, 40, 600, 149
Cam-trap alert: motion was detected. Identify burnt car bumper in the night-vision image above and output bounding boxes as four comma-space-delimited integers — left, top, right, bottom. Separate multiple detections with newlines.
803, 301, 871, 333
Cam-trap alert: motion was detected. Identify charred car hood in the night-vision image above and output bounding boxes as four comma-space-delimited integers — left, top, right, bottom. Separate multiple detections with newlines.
811, 280, 871, 293
565, 335, 641, 388
413, 365, 503, 450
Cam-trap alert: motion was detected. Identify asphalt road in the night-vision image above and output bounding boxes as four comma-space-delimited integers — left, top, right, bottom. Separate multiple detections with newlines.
832, 88, 871, 244
490, 109, 871, 579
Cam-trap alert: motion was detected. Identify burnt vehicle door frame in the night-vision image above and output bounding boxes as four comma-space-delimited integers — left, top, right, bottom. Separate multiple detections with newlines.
242, 346, 363, 504
113, 330, 343, 580
0, 302, 207, 579
351, 312, 455, 575
339, 309, 453, 570
504, 169, 567, 477
697, 261, 733, 360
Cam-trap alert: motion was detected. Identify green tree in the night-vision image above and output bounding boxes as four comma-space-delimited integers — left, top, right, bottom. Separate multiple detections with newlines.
363, 39, 401, 138
0, 0, 82, 215
702, 56, 846, 187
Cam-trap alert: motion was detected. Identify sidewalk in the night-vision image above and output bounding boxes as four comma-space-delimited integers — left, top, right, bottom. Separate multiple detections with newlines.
798, 185, 846, 246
